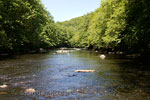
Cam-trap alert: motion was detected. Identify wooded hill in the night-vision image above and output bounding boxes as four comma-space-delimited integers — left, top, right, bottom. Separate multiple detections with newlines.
57, 0, 150, 55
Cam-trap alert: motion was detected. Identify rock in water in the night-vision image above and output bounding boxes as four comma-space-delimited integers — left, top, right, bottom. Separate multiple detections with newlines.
75, 70, 96, 72
0, 85, 8, 88
0, 92, 8, 95
95, 51, 98, 53
25, 88, 36, 93
100, 54, 106, 59
56, 50, 69, 53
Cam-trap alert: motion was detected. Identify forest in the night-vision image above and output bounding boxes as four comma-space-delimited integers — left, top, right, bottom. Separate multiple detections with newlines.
0, 0, 150, 55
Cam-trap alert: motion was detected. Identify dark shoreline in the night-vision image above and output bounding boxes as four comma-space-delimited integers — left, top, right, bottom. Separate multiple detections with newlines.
0, 48, 149, 62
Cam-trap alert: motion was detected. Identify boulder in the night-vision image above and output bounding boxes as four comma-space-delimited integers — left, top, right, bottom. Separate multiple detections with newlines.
0, 85, 8, 88
100, 54, 106, 59
75, 70, 96, 72
25, 88, 36, 93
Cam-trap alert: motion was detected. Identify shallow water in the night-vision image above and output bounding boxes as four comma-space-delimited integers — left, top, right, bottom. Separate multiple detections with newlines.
0, 50, 150, 100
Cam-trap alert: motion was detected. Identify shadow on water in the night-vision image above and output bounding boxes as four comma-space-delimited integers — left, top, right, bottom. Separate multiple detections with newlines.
0, 50, 150, 100
95, 55, 150, 100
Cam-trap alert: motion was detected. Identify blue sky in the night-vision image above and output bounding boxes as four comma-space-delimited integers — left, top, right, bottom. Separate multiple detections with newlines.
41, 0, 100, 22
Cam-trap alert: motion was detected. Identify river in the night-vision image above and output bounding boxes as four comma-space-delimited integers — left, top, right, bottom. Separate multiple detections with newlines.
0, 49, 150, 100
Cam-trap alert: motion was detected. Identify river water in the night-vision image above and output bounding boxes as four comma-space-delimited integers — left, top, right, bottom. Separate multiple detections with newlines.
0, 49, 150, 100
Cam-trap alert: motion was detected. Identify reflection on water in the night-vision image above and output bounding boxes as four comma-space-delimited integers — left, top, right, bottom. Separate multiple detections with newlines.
0, 50, 150, 100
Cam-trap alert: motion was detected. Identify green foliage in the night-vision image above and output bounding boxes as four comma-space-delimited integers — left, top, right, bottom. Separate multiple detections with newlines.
0, 0, 149, 55
124, 0, 150, 54
0, 0, 59, 53
57, 13, 92, 47
58, 0, 149, 54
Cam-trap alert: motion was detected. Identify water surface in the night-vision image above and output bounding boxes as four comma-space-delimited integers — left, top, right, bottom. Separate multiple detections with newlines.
0, 50, 150, 100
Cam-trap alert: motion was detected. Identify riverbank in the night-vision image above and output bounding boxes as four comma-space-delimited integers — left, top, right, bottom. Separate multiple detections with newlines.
0, 47, 149, 60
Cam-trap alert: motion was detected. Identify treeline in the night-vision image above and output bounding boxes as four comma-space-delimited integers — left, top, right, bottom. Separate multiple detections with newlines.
0, 0, 63, 53
0, 0, 150, 55
58, 0, 150, 55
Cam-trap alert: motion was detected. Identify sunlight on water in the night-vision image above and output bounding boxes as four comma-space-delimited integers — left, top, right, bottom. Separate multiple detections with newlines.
0, 50, 150, 100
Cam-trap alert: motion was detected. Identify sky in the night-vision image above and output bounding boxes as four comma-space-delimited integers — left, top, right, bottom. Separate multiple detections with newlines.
41, 0, 101, 22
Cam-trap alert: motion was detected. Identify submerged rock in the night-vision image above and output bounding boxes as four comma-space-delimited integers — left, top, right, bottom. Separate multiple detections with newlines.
68, 74, 77, 77
108, 52, 115, 54
0, 92, 7, 95
95, 51, 98, 53
126, 54, 141, 58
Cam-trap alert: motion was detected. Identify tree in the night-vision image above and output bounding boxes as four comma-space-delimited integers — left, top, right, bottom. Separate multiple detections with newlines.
0, 0, 58, 53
